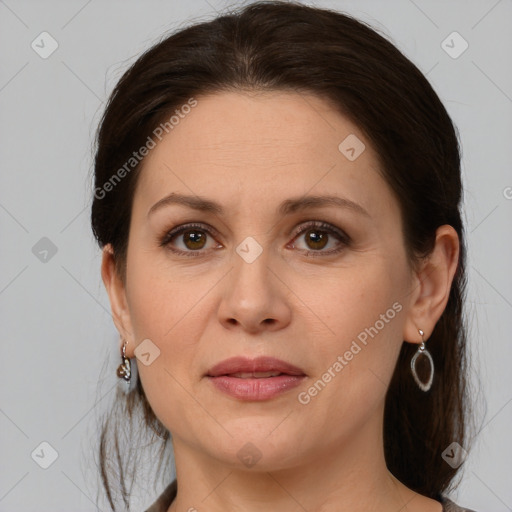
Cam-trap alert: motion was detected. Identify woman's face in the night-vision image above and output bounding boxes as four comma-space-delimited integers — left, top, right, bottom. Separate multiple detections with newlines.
110, 90, 422, 471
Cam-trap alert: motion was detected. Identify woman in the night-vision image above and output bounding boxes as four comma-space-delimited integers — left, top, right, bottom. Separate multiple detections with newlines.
91, 1, 477, 511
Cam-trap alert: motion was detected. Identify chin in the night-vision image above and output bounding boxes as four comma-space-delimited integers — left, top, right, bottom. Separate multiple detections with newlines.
204, 422, 305, 470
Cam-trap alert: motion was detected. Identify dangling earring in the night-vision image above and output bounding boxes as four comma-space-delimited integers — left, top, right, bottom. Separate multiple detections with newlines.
410, 328, 434, 392
117, 338, 131, 383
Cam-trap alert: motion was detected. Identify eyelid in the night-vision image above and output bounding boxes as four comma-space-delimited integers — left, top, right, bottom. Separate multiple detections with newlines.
159, 222, 220, 246
291, 220, 349, 243
159, 220, 350, 256
288, 220, 350, 256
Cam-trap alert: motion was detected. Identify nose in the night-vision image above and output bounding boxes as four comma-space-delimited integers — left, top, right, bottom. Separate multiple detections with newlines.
217, 247, 292, 334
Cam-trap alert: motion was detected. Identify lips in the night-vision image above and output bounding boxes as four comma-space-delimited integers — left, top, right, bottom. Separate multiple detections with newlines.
206, 356, 306, 401
206, 356, 306, 378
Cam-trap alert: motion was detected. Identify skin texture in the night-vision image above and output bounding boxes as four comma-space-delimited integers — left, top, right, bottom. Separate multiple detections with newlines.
101, 91, 459, 512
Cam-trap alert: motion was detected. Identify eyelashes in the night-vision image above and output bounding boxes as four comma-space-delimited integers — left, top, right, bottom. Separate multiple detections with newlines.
158, 220, 351, 258
158, 223, 221, 257
288, 221, 350, 257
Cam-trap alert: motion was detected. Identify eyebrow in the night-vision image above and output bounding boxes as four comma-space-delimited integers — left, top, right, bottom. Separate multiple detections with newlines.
147, 192, 370, 218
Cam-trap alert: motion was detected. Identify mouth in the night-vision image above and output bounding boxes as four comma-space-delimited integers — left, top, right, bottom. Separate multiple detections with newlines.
206, 355, 306, 378
226, 371, 287, 378
206, 356, 306, 401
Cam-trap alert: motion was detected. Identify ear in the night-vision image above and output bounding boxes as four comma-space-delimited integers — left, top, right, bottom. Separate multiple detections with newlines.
403, 225, 460, 344
101, 244, 135, 358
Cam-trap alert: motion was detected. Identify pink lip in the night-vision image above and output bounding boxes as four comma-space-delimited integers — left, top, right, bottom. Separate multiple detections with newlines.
207, 356, 306, 377
206, 356, 307, 401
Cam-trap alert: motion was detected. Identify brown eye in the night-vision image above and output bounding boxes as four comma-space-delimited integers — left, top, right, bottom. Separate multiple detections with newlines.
159, 223, 220, 257
303, 229, 329, 250
291, 221, 350, 257
181, 229, 207, 250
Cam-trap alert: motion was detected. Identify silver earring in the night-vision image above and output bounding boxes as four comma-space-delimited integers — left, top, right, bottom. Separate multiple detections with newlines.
410, 328, 434, 392
116, 339, 131, 382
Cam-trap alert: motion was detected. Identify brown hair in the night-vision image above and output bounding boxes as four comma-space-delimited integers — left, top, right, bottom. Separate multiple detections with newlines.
91, 1, 473, 509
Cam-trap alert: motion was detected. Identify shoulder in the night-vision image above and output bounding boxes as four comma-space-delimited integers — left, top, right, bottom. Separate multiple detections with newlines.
144, 479, 177, 512
440, 495, 479, 512
142, 483, 480, 512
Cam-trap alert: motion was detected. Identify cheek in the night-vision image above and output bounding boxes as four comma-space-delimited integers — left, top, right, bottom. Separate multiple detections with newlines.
303, 257, 405, 341
296, 256, 408, 405
122, 258, 200, 403
125, 247, 200, 340
125, 265, 205, 426
294, 290, 405, 448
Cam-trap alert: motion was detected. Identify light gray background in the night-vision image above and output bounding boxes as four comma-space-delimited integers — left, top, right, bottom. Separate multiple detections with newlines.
1, 0, 511, 510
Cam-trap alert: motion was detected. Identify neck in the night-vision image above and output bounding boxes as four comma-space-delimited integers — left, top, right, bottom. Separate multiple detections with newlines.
167, 407, 430, 512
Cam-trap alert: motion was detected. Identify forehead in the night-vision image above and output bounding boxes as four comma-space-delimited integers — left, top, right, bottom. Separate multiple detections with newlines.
142, 90, 370, 169
134, 90, 397, 222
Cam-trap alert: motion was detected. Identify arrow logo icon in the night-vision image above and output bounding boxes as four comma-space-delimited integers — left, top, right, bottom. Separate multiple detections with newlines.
441, 441, 467, 468
338, 134, 365, 161
441, 31, 468, 59
32, 237, 58, 263
31, 31, 59, 59
236, 237, 263, 263
31, 441, 59, 469
237, 442, 262, 468
135, 339, 161, 366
